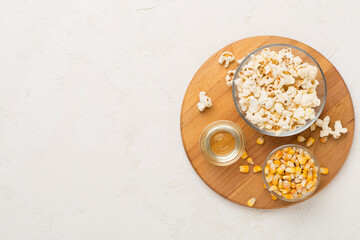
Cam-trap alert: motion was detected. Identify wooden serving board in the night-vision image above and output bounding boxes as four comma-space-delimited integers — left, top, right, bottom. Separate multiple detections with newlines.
180, 36, 355, 209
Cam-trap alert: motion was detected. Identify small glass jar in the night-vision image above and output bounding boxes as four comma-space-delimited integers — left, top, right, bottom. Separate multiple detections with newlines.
199, 120, 245, 166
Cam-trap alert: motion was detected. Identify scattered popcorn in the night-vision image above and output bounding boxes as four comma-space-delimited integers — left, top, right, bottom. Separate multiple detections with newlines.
316, 116, 347, 139
234, 48, 321, 134
225, 69, 236, 86
218, 52, 235, 68
333, 120, 348, 139
197, 91, 212, 112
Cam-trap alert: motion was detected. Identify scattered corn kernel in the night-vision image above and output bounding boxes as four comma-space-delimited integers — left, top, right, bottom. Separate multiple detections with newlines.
241, 151, 248, 159
239, 165, 249, 173
256, 136, 264, 145
297, 136, 306, 143
306, 137, 315, 147
247, 157, 254, 165
310, 123, 316, 131
320, 137, 328, 143
320, 167, 329, 175
253, 165, 262, 173
247, 197, 256, 207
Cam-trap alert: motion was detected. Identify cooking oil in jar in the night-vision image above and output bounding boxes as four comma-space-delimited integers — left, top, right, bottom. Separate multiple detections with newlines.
199, 120, 245, 166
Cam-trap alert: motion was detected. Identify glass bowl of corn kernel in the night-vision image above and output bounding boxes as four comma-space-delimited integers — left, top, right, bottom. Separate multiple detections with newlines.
262, 144, 321, 202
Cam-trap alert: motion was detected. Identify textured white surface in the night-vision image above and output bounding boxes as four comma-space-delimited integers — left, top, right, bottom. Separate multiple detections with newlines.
0, 0, 359, 239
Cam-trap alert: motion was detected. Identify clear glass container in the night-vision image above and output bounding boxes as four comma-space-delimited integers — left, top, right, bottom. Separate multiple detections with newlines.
199, 120, 245, 166
262, 144, 321, 202
232, 44, 327, 137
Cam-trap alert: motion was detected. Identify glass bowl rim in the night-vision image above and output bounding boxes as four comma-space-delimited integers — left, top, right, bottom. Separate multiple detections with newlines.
232, 43, 327, 137
262, 144, 321, 202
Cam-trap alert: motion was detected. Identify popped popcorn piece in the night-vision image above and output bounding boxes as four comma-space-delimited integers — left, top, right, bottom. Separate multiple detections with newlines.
332, 120, 348, 139
319, 116, 332, 137
197, 91, 212, 112
225, 69, 236, 86
234, 48, 321, 134
218, 52, 235, 68
237, 57, 245, 65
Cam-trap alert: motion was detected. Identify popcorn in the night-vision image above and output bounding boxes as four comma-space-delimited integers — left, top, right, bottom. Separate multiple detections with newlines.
316, 116, 347, 139
333, 120, 348, 139
234, 48, 321, 134
218, 52, 235, 68
197, 91, 212, 112
225, 69, 236, 86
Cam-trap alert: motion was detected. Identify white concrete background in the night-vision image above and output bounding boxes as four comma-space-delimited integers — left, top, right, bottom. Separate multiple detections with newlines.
0, 0, 359, 239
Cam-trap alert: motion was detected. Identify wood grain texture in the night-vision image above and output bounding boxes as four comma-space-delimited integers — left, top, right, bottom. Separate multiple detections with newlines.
180, 36, 355, 209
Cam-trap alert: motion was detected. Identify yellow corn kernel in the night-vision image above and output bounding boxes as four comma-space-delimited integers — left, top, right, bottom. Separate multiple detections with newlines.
247, 197, 256, 207
310, 123, 316, 131
290, 189, 297, 196
298, 155, 307, 165
284, 194, 293, 199
291, 182, 296, 189
282, 180, 291, 189
271, 194, 278, 200
241, 151, 248, 159
277, 165, 285, 175
295, 167, 302, 176
308, 159, 315, 167
285, 167, 296, 173
309, 186, 316, 192
320, 137, 328, 143
272, 175, 279, 185
278, 179, 283, 189
247, 157, 254, 165
304, 152, 311, 160
239, 165, 249, 173
274, 150, 283, 159
274, 160, 281, 167
304, 163, 310, 172
320, 167, 329, 175
270, 163, 277, 174
256, 136, 265, 145
253, 165, 262, 173
264, 184, 267, 189
306, 137, 315, 147
297, 135, 306, 143
266, 173, 274, 183
269, 185, 278, 192
306, 180, 315, 189
296, 184, 303, 193
286, 161, 295, 167
288, 148, 295, 155
282, 189, 290, 194
306, 171, 313, 182
282, 175, 291, 181
264, 166, 269, 175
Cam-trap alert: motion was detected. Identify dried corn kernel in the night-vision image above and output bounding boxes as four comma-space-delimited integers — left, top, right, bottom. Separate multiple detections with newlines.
277, 165, 286, 175
284, 194, 293, 199
320, 167, 329, 175
239, 165, 249, 173
297, 136, 306, 143
264, 184, 267, 189
285, 167, 296, 174
269, 185, 278, 192
271, 194, 277, 200
306, 180, 315, 189
275, 150, 283, 159
270, 163, 277, 173
253, 165, 262, 173
310, 123, 316, 131
264, 166, 269, 175
247, 197, 256, 207
320, 137, 328, 143
256, 136, 264, 145
241, 151, 248, 159
247, 157, 254, 165
288, 148, 295, 155
306, 137, 315, 147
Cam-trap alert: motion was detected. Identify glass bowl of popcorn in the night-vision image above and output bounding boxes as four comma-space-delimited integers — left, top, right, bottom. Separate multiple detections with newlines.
232, 44, 327, 137
262, 144, 321, 202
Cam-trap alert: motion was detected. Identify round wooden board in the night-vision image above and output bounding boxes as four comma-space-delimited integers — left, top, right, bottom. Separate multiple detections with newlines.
180, 36, 355, 209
